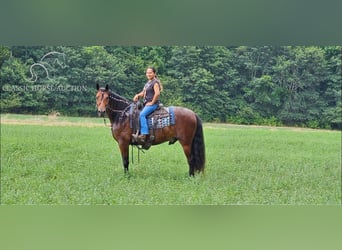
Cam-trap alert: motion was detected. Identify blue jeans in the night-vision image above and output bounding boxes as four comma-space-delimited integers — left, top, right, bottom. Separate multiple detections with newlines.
140, 104, 158, 135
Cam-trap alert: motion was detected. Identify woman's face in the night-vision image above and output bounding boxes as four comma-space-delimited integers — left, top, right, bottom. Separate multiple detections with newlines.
146, 68, 155, 80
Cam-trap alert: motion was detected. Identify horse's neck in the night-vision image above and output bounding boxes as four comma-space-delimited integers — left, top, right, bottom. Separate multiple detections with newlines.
107, 93, 130, 124
106, 108, 117, 125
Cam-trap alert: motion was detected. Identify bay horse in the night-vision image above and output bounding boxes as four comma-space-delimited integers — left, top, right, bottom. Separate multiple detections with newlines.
95, 84, 205, 176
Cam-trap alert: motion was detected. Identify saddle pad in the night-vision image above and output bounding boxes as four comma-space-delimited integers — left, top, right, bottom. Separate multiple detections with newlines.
147, 106, 175, 129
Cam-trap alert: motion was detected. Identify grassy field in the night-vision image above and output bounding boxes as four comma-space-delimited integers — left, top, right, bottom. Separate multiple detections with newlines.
1, 114, 341, 205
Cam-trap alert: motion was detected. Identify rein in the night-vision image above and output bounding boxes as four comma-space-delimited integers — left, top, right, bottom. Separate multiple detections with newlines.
101, 91, 144, 163
108, 93, 131, 106
103, 117, 110, 127
105, 92, 131, 123
96, 89, 151, 166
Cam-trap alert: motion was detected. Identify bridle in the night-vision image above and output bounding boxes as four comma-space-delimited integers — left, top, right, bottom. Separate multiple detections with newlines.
97, 89, 131, 126
96, 88, 144, 163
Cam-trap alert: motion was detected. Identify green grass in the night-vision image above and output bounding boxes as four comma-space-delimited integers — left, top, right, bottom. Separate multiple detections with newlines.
1, 115, 341, 204
0, 113, 105, 125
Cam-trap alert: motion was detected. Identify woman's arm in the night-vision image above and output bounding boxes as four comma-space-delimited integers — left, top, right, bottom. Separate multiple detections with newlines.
133, 90, 145, 102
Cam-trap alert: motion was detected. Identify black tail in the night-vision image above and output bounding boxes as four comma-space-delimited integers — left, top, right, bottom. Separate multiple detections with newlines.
190, 115, 205, 175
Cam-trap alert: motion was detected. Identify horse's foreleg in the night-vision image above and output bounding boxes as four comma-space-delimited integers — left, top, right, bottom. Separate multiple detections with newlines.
118, 143, 129, 174
122, 155, 129, 174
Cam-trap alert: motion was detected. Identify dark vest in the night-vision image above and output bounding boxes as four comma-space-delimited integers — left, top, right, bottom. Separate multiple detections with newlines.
143, 78, 160, 105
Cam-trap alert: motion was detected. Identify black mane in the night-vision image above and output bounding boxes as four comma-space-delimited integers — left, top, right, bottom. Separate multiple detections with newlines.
106, 90, 131, 124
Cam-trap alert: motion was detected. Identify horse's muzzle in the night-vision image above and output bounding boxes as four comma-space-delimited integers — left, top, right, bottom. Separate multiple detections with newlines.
97, 110, 105, 117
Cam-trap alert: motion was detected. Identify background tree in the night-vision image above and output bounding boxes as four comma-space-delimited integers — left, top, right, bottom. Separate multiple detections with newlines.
1, 45, 340, 129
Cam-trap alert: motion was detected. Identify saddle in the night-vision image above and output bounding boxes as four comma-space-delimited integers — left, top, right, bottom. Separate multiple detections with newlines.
130, 102, 175, 148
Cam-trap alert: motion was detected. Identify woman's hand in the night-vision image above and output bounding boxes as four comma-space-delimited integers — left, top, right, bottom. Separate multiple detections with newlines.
133, 95, 139, 102
133, 91, 145, 102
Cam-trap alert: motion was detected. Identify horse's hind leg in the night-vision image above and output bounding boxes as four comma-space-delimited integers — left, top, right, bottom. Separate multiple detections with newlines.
179, 143, 195, 176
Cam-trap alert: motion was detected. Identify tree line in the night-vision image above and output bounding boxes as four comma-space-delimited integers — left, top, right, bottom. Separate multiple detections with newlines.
0, 46, 341, 129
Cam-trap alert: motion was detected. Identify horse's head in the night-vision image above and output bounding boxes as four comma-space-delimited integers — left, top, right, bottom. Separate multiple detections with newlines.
96, 84, 109, 117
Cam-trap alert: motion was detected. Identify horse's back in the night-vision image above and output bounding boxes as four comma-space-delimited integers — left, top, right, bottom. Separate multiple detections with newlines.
173, 106, 197, 124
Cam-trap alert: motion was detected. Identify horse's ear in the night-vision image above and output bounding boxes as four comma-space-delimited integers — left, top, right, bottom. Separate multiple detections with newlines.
96, 83, 100, 90
105, 84, 109, 91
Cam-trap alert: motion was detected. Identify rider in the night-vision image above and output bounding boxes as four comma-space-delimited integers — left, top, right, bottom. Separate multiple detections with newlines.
133, 66, 162, 143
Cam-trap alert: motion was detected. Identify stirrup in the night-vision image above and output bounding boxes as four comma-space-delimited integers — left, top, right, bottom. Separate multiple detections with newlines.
132, 131, 139, 141
137, 135, 146, 143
